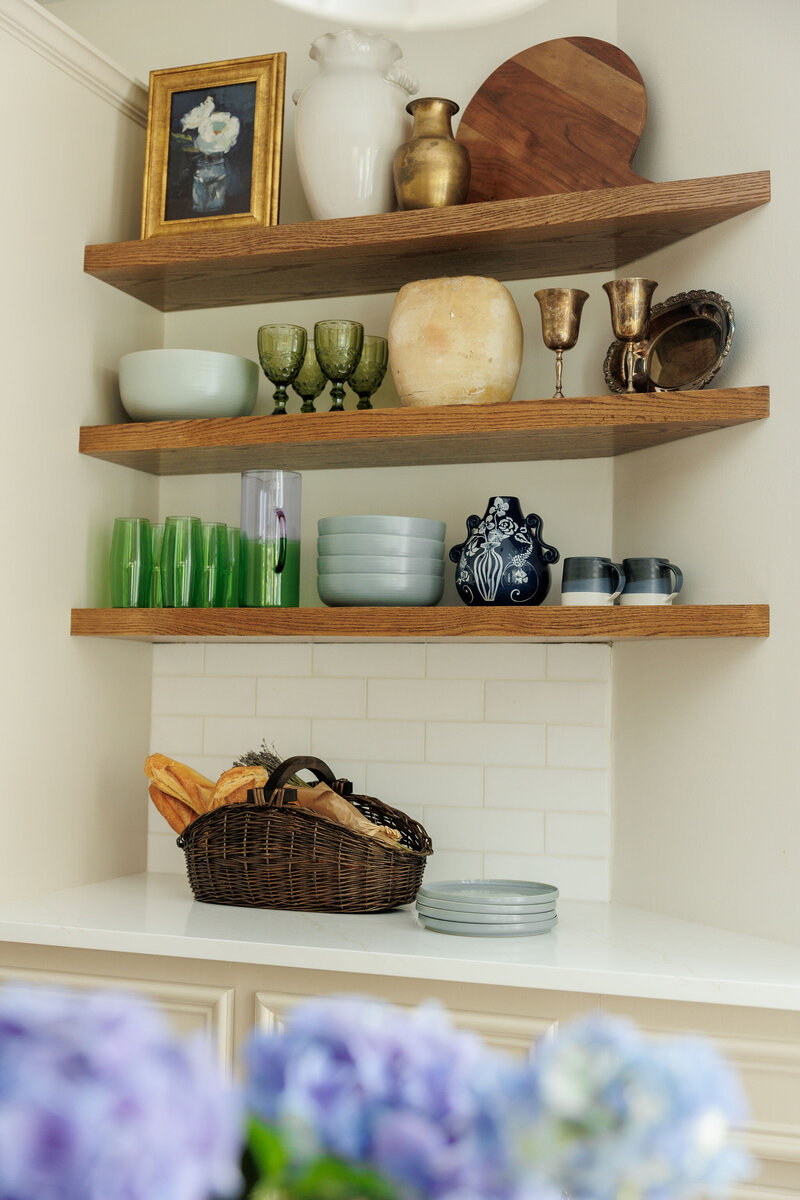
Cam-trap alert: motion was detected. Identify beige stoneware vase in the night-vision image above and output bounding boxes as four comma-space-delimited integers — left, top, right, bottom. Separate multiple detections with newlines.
387, 276, 523, 407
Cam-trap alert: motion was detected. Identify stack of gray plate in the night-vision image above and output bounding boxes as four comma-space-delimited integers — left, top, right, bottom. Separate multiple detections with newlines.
416, 879, 558, 937
317, 515, 446, 606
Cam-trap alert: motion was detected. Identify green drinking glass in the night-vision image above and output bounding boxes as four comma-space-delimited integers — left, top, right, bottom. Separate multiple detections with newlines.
314, 319, 364, 412
150, 523, 164, 608
257, 324, 307, 416
109, 517, 152, 608
346, 334, 389, 409
223, 527, 243, 607
291, 339, 327, 413
160, 516, 202, 608
199, 522, 229, 608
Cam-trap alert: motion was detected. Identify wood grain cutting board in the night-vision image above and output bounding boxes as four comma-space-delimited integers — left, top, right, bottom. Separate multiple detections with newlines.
456, 36, 651, 203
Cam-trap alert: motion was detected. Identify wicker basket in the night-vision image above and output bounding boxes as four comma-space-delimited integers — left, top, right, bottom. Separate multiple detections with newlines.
177, 755, 433, 912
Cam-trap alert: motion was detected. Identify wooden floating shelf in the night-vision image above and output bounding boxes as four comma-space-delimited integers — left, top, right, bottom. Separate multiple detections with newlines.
79, 388, 769, 475
83, 171, 770, 311
70, 606, 769, 643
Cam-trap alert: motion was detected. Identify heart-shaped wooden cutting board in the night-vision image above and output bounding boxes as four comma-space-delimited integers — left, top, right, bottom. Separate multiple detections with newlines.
456, 36, 650, 202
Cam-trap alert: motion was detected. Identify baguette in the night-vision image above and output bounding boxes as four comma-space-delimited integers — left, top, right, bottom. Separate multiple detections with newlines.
144, 754, 214, 815
148, 782, 195, 834
209, 765, 268, 811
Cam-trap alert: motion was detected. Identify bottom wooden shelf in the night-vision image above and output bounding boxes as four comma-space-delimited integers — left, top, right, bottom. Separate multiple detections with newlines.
69, 605, 769, 643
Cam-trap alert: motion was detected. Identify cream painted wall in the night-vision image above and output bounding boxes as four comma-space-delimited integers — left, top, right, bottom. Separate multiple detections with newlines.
611, 1, 798, 942
1, 2, 162, 899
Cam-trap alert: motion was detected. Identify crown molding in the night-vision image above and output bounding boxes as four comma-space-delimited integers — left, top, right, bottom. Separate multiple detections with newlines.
0, 0, 147, 126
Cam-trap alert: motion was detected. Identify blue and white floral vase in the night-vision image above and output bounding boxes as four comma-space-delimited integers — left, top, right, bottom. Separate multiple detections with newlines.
450, 497, 559, 606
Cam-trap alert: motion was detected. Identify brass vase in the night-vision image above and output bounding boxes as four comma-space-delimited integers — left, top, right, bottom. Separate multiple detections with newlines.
393, 98, 470, 210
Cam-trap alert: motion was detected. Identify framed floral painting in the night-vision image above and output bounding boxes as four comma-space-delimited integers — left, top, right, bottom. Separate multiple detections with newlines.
141, 53, 286, 238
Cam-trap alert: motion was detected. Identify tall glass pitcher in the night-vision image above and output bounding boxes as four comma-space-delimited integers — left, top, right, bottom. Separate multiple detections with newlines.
241, 470, 301, 607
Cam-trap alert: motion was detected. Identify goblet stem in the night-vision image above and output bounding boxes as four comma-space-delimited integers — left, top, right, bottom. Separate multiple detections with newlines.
356, 394, 373, 410
553, 349, 564, 400
271, 386, 289, 416
329, 383, 346, 412
624, 343, 636, 393
299, 397, 317, 413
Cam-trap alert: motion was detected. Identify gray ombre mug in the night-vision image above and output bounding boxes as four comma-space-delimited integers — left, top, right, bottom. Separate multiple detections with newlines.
561, 557, 625, 606
620, 557, 683, 605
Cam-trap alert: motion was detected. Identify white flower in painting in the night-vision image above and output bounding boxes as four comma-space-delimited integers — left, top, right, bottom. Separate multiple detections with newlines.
512, 568, 527, 584
181, 96, 215, 131
196, 111, 241, 154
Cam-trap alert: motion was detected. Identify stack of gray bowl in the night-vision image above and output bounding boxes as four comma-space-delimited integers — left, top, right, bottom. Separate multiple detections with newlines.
415, 879, 559, 937
317, 516, 446, 606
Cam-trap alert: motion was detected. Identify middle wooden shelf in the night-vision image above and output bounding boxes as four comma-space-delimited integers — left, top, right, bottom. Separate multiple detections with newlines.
80, 387, 769, 475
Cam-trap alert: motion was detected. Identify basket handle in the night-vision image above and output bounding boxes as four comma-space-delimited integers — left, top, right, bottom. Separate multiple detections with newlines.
264, 755, 338, 797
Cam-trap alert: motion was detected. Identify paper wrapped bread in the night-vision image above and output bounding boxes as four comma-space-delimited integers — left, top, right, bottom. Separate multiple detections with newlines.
144, 754, 214, 815
286, 783, 408, 851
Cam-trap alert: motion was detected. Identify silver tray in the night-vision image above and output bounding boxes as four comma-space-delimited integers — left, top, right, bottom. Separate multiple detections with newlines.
603, 289, 734, 393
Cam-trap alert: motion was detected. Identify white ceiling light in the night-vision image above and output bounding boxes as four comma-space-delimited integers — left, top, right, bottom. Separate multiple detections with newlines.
271, 0, 548, 32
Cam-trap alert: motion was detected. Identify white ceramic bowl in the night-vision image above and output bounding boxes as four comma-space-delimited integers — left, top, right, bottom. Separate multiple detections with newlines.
317, 533, 444, 559
317, 572, 444, 607
119, 349, 259, 421
318, 554, 444, 576
318, 515, 446, 540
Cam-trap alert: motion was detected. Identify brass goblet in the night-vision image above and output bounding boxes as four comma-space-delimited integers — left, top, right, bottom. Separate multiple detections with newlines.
602, 278, 658, 393
534, 288, 589, 399
291, 339, 327, 413
257, 324, 307, 415
346, 335, 389, 410
314, 320, 364, 412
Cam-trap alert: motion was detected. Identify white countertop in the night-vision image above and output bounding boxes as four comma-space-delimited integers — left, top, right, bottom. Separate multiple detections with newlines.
0, 873, 798, 1011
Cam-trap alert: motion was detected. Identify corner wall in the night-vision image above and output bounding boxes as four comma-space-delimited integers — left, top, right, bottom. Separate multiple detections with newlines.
611, 0, 798, 943
0, 0, 162, 899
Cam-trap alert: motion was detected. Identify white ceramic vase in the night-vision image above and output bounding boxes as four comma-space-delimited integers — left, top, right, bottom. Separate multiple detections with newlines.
388, 276, 524, 407
293, 30, 418, 220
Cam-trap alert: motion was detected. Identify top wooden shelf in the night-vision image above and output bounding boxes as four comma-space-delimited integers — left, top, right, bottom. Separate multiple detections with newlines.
84, 171, 770, 311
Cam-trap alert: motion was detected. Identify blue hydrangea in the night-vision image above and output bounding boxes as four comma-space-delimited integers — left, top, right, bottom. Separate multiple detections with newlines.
516, 1012, 752, 1199
0, 984, 243, 1200
243, 996, 557, 1200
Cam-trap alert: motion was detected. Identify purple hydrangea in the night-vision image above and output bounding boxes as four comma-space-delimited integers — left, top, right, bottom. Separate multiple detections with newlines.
0, 983, 243, 1200
516, 1012, 751, 1199
243, 996, 557, 1200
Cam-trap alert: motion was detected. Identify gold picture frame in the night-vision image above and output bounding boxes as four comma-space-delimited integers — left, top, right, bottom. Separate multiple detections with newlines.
141, 52, 286, 239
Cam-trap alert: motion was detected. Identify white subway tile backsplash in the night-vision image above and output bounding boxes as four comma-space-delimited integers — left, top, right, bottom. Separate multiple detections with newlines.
152, 644, 204, 676
483, 853, 610, 901
546, 644, 610, 682
152, 675, 255, 717
149, 715, 204, 756
546, 813, 610, 858
426, 722, 546, 766
368, 678, 483, 722
257, 676, 366, 719
366, 763, 483, 809
423, 808, 544, 855
205, 643, 312, 677
147, 641, 613, 884
423, 850, 483, 883
486, 681, 608, 726
547, 725, 610, 769
204, 716, 311, 759
312, 719, 425, 763
485, 767, 608, 813
313, 643, 425, 678
426, 643, 546, 680
148, 832, 185, 874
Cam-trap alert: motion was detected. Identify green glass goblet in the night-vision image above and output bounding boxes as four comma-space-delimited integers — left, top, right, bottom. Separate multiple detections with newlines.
291, 339, 327, 413
314, 320, 364, 412
257, 324, 307, 416
346, 334, 388, 410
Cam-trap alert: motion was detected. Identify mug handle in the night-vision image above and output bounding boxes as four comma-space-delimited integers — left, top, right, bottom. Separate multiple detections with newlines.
664, 561, 683, 601
274, 508, 287, 575
609, 562, 626, 601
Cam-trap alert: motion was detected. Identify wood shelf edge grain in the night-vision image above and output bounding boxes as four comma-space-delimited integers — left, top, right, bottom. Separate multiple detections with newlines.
83, 171, 771, 310
79, 388, 770, 475
69, 605, 770, 643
